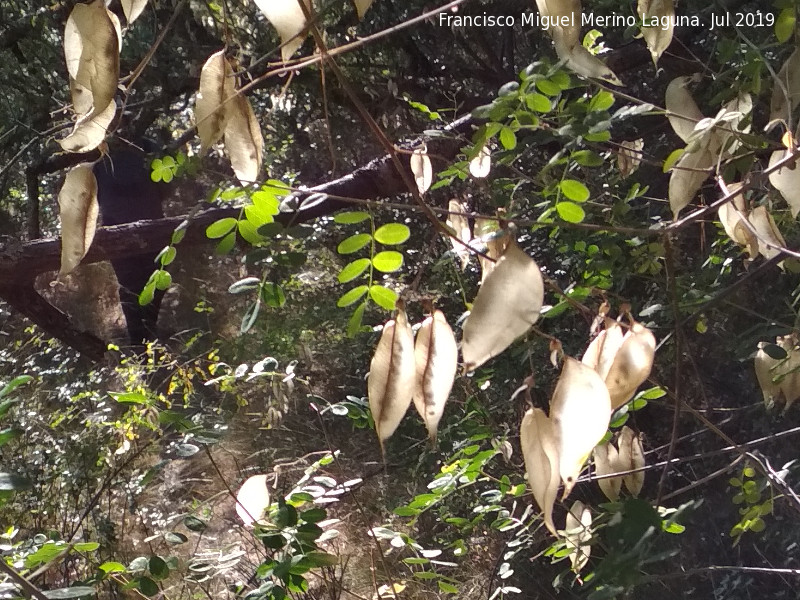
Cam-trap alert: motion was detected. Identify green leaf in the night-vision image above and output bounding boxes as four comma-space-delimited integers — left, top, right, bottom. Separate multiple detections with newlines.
499, 127, 517, 150
261, 283, 286, 308
138, 577, 159, 597
337, 233, 372, 254
338, 258, 371, 283
99, 562, 126, 574
206, 218, 237, 239
251, 190, 281, 215
301, 552, 338, 567
372, 251, 404, 273
589, 90, 615, 112
216, 231, 237, 255
639, 387, 666, 400
776, 8, 796, 43
556, 201, 585, 223
154, 270, 172, 291
663, 148, 684, 172
183, 516, 207, 531
337, 286, 369, 308
369, 285, 398, 310
156, 246, 177, 267
0, 428, 21, 447
171, 221, 188, 245
300, 508, 327, 523
525, 92, 551, 112
0, 398, 18, 420
0, 375, 32, 399
438, 581, 459, 594
164, 532, 188, 545
559, 179, 590, 202
149, 556, 169, 580
334, 211, 370, 224
109, 392, 148, 405
73, 542, 99, 552
244, 204, 275, 229
347, 302, 367, 337
536, 79, 561, 96
572, 150, 604, 167
373, 223, 410, 245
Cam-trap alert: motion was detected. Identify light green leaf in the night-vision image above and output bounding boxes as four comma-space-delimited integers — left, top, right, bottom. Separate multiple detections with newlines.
337, 233, 372, 254
334, 211, 370, 224
525, 93, 551, 113
776, 8, 796, 43
663, 148, 684, 172
205, 218, 237, 239
347, 302, 367, 337
369, 285, 398, 310
237, 220, 265, 245
338, 258, 371, 283
337, 285, 369, 307
499, 127, 517, 150
589, 90, 615, 112
559, 179, 590, 202
373, 223, 410, 245
372, 251, 403, 273
556, 201, 586, 223
98, 562, 126, 574
536, 79, 561, 96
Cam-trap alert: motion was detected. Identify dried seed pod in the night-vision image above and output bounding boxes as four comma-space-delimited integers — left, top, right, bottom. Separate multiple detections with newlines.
564, 500, 592, 572
413, 308, 458, 441
520, 407, 560, 535
605, 321, 656, 410
368, 300, 416, 454
462, 241, 544, 371
593, 442, 622, 501
618, 426, 645, 496
550, 357, 612, 498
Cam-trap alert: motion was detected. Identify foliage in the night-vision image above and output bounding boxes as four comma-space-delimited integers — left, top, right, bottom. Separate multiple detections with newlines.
4, 1, 800, 600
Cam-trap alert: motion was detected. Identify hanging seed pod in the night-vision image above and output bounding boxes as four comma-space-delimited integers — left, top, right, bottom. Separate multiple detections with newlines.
582, 317, 626, 381
604, 321, 656, 410
564, 500, 592, 573
618, 426, 645, 496
462, 240, 544, 371
368, 300, 416, 454
755, 341, 782, 409
550, 357, 612, 498
413, 307, 458, 441
236, 474, 271, 526
520, 407, 560, 535
593, 442, 622, 501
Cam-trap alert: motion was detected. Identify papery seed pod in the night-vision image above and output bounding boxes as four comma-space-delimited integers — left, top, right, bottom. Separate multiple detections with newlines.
520, 407, 560, 535
605, 322, 656, 410
368, 300, 416, 454
550, 357, 612, 498
755, 341, 782, 409
236, 474, 270, 526
593, 442, 622, 501
58, 164, 99, 276
253, 0, 311, 62
462, 241, 544, 371
619, 426, 645, 496
413, 308, 458, 441
564, 500, 592, 572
